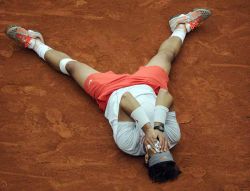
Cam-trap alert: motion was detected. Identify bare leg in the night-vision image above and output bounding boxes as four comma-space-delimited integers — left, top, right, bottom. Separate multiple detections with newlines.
146, 33, 184, 74
44, 49, 99, 88
5, 25, 99, 89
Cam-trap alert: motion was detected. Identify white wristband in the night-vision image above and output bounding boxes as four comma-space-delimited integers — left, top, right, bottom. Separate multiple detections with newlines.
131, 106, 151, 129
154, 105, 169, 124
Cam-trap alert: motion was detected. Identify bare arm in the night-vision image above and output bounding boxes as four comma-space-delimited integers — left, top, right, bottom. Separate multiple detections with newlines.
120, 92, 151, 132
154, 88, 173, 151
154, 88, 173, 126
120, 92, 140, 114
119, 92, 157, 146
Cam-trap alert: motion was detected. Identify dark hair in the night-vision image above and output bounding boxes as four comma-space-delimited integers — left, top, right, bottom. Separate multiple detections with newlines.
148, 161, 181, 183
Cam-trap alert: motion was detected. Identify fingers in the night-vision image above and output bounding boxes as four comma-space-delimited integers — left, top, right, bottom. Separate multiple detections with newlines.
146, 145, 156, 155
162, 136, 167, 152
150, 147, 156, 154
151, 132, 158, 145
164, 139, 168, 151
145, 139, 155, 150
145, 155, 149, 164
161, 135, 169, 152
145, 144, 149, 153
154, 130, 164, 152
161, 136, 167, 152
157, 134, 164, 152
145, 142, 156, 154
146, 135, 157, 146
149, 137, 156, 146
162, 137, 166, 152
157, 133, 168, 152
161, 135, 168, 152
152, 132, 157, 139
145, 150, 149, 164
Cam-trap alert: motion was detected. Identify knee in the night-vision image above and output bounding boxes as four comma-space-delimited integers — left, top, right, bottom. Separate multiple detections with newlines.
160, 89, 174, 108
65, 61, 79, 75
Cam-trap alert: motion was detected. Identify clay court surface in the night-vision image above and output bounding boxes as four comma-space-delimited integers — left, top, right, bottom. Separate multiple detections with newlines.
0, 0, 250, 190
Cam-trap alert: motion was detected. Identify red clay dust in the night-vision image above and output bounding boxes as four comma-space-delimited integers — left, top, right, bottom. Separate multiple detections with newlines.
0, 0, 249, 191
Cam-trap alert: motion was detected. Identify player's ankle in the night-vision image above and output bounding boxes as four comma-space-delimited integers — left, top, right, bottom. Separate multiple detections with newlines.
34, 39, 44, 50
171, 24, 187, 43
31, 39, 52, 60
175, 24, 187, 33
28, 38, 42, 49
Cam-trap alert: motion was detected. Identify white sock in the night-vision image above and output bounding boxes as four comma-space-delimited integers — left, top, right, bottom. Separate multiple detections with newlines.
28, 39, 52, 60
171, 27, 187, 43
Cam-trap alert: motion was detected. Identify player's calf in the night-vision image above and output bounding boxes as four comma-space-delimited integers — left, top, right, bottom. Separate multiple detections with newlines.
5, 25, 75, 76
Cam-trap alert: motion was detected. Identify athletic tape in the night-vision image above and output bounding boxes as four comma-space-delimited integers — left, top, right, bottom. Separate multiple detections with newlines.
59, 58, 75, 75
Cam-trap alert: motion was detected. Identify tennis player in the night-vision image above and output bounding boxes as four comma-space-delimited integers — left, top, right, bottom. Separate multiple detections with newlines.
6, 8, 211, 182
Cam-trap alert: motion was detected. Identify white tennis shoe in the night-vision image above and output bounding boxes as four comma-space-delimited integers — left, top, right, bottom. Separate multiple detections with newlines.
169, 8, 211, 32
5, 25, 44, 48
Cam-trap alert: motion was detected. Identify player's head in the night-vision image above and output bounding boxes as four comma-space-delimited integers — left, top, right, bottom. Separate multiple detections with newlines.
148, 151, 181, 182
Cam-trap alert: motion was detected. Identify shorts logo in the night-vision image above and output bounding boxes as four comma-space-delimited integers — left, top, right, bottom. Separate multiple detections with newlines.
88, 79, 93, 86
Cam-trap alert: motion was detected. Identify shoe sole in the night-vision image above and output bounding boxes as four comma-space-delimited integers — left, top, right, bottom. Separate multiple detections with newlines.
169, 8, 211, 22
193, 8, 211, 20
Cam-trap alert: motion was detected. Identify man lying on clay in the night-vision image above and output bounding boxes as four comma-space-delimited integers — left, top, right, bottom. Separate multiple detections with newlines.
5, 8, 211, 182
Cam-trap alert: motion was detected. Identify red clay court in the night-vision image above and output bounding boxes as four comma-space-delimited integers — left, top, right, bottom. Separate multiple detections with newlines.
0, 0, 249, 190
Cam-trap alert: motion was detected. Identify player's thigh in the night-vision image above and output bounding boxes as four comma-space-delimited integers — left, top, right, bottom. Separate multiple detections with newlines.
145, 51, 171, 74
67, 61, 99, 88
